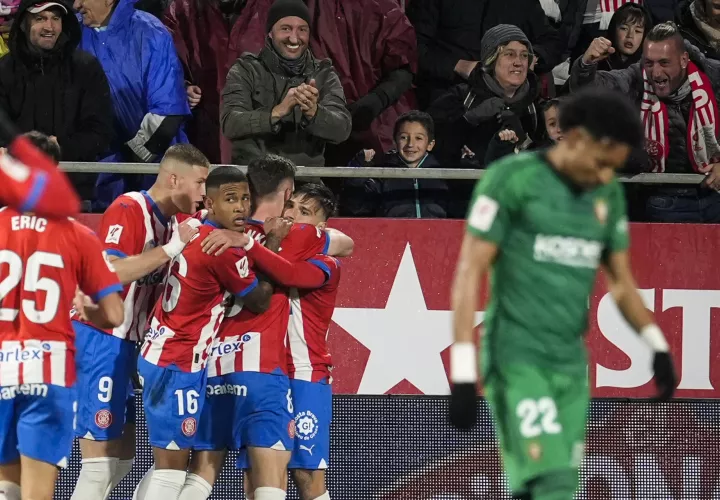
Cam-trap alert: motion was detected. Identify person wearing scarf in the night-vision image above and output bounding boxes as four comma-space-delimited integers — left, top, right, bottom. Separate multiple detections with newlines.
678, 0, 720, 61
570, 21, 720, 222
221, 0, 351, 167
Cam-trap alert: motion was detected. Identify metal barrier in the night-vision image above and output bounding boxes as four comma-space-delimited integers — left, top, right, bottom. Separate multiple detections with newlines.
59, 162, 706, 184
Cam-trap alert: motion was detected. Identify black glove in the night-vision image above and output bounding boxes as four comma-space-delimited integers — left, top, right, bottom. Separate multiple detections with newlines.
448, 382, 478, 430
652, 351, 677, 401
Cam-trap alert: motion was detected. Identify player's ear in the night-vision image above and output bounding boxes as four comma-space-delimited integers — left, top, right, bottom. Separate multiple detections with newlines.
317, 221, 327, 230
204, 195, 215, 214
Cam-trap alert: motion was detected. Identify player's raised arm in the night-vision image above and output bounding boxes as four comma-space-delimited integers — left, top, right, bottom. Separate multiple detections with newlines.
243, 236, 328, 289
325, 228, 353, 257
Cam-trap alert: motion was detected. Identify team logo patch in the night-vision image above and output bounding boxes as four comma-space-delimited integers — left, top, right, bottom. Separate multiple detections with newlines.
528, 441, 542, 461
295, 410, 319, 441
288, 419, 296, 439
94, 409, 112, 429
594, 199, 608, 225
181, 417, 197, 437
105, 224, 123, 244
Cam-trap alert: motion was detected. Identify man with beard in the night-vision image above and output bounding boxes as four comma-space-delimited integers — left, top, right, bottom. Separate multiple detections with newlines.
571, 22, 720, 222
220, 0, 351, 167
0, 0, 113, 201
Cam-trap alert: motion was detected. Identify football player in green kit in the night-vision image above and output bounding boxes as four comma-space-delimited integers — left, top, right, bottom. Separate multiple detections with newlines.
449, 88, 677, 500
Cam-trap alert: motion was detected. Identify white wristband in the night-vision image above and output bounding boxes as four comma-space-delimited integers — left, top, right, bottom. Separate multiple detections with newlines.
162, 238, 186, 259
450, 342, 478, 383
641, 324, 669, 353
243, 235, 255, 251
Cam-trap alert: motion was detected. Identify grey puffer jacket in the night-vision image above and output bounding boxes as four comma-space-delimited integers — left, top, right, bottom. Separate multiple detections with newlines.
569, 41, 720, 173
221, 45, 352, 166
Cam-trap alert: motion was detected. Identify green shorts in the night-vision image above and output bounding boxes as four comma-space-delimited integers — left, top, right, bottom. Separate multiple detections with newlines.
483, 361, 589, 496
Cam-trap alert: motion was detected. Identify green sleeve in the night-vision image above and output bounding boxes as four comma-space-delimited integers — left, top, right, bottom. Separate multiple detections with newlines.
465, 164, 520, 244
606, 181, 630, 253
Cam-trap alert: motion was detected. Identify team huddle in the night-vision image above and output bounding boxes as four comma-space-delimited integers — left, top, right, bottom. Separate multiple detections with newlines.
0, 142, 351, 500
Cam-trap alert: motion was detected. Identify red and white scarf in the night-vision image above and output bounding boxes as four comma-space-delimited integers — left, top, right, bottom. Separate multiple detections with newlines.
641, 62, 720, 173
600, 0, 642, 29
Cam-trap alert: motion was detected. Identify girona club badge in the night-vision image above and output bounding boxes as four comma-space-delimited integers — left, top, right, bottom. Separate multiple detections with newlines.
95, 409, 112, 429
181, 417, 197, 437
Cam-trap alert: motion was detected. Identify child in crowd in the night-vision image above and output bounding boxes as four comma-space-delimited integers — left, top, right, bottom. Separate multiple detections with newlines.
599, 2, 652, 71
345, 110, 449, 218
542, 98, 564, 145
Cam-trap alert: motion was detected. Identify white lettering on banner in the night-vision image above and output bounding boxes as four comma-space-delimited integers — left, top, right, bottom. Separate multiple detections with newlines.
0, 384, 48, 399
206, 384, 247, 397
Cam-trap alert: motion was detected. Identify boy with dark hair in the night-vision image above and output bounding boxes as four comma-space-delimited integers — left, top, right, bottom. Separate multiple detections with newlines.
22, 131, 62, 164
450, 87, 675, 500
347, 110, 448, 218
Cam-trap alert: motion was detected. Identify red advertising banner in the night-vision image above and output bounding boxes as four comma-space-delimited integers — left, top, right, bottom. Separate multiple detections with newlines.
77, 216, 720, 399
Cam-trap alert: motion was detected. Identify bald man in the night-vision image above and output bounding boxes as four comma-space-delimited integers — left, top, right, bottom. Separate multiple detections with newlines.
70, 144, 210, 500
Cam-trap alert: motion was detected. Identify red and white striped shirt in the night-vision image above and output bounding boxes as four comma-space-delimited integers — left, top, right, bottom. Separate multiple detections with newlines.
0, 208, 122, 387
141, 222, 258, 373
207, 220, 329, 377
72, 191, 171, 342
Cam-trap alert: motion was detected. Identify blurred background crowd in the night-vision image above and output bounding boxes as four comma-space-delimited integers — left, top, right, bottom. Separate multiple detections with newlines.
1, 0, 719, 222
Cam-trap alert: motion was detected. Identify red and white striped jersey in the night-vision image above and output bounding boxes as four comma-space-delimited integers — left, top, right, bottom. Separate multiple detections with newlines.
0, 208, 122, 387
141, 221, 258, 373
72, 191, 172, 342
207, 220, 329, 377
287, 255, 341, 382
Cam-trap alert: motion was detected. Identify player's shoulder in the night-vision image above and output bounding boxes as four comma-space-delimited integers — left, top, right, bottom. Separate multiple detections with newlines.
104, 192, 145, 218
479, 151, 545, 189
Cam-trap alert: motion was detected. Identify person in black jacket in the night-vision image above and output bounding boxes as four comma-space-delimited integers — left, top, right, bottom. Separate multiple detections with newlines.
0, 0, 113, 201
406, 0, 563, 110
345, 110, 449, 218
599, 3, 652, 71
677, 0, 720, 60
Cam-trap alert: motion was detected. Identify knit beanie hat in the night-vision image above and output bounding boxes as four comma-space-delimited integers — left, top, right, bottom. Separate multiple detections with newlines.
266, 0, 311, 33
480, 24, 533, 67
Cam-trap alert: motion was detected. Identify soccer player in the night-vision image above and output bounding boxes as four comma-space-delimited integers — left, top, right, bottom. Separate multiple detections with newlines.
449, 88, 677, 500
70, 144, 210, 500
0, 206, 124, 500
138, 166, 270, 499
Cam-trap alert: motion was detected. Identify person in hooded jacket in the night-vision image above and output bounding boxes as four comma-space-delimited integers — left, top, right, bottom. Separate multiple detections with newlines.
0, 0, 113, 202
599, 2, 653, 71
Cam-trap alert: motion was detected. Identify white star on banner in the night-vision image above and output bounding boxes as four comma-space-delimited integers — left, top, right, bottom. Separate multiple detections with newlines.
332, 243, 484, 395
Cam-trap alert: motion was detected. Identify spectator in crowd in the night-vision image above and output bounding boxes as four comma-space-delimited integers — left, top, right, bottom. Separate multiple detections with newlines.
677, 0, 720, 60
541, 97, 565, 145
23, 129, 62, 162
74, 0, 191, 210
309, 0, 417, 166
163, 0, 272, 164
221, 0, 351, 166
571, 22, 720, 222
345, 110, 448, 218
428, 25, 542, 168
599, 2, 652, 70
406, 0, 563, 110
0, 0, 113, 202
135, 0, 172, 18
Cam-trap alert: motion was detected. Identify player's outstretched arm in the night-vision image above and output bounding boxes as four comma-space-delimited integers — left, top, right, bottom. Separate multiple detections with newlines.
603, 250, 677, 401
110, 219, 199, 284
326, 228, 354, 257
243, 237, 327, 289
449, 233, 497, 430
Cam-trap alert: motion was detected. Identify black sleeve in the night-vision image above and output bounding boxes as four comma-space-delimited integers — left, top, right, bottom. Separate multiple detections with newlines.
406, 0, 460, 83
123, 114, 184, 162
348, 67, 414, 131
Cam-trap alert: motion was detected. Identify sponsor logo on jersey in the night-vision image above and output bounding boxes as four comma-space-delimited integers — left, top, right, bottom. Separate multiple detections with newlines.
299, 444, 315, 456
0, 343, 52, 363
181, 417, 197, 437
208, 334, 255, 358
0, 384, 48, 399
95, 409, 112, 429
206, 383, 248, 397
295, 410, 319, 441
105, 225, 123, 244
145, 324, 173, 342
533, 234, 602, 269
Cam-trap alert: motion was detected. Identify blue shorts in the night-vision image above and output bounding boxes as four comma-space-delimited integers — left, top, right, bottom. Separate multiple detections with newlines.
230, 371, 295, 469
0, 384, 76, 467
73, 321, 136, 441
194, 376, 233, 451
138, 356, 207, 450
288, 378, 332, 470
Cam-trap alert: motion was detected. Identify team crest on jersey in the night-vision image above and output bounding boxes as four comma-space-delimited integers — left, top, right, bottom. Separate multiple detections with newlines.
181, 417, 197, 437
95, 410, 112, 429
528, 441, 542, 461
295, 411, 319, 441
105, 225, 123, 244
594, 199, 608, 225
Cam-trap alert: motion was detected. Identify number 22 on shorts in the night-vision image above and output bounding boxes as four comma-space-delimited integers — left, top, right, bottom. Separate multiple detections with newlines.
516, 397, 562, 438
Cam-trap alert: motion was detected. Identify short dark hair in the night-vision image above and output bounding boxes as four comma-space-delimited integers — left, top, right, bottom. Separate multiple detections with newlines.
22, 131, 61, 163
162, 144, 211, 169
541, 97, 566, 114
206, 165, 248, 192
644, 21, 684, 51
247, 154, 296, 199
393, 110, 435, 142
293, 183, 337, 220
559, 88, 643, 148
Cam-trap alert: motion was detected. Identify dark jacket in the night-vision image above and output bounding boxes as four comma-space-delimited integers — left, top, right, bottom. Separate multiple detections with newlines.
0, 0, 113, 161
677, 0, 720, 61
569, 41, 720, 173
345, 150, 449, 218
406, 0, 564, 109
597, 3, 653, 72
221, 44, 352, 166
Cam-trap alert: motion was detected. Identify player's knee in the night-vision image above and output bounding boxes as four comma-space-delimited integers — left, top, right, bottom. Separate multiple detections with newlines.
105, 458, 133, 495
71, 457, 118, 499
177, 473, 213, 500
0, 481, 21, 500
292, 470, 326, 500
253, 487, 286, 500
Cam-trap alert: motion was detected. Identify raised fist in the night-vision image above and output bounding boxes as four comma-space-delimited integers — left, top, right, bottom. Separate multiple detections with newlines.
583, 37, 615, 65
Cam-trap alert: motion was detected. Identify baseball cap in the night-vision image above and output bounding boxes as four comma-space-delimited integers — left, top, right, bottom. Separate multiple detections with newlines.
27, 2, 68, 14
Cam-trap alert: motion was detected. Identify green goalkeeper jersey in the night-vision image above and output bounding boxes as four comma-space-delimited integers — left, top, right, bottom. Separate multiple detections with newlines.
467, 152, 629, 373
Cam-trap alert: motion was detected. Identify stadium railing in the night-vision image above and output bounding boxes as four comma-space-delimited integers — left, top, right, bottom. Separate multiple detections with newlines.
59, 162, 705, 184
